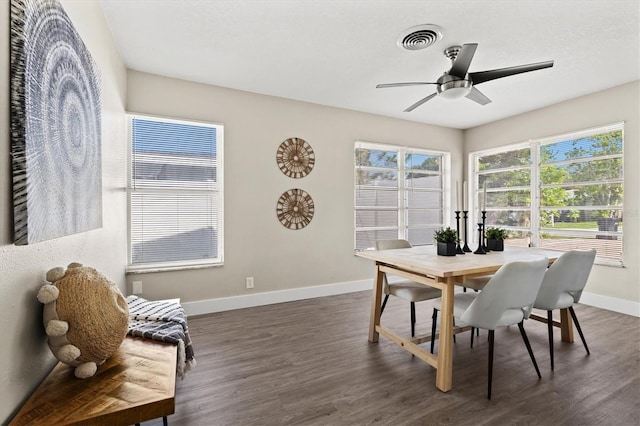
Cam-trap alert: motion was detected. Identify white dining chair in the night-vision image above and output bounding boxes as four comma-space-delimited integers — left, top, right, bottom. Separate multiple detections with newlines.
375, 240, 442, 343
533, 249, 596, 370
454, 256, 549, 399
431, 275, 489, 351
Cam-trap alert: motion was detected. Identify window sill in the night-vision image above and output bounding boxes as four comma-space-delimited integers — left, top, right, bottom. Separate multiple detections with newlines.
126, 262, 223, 274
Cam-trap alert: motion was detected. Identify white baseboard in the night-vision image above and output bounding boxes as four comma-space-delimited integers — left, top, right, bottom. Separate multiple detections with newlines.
580, 291, 640, 317
181, 280, 639, 318
182, 279, 372, 317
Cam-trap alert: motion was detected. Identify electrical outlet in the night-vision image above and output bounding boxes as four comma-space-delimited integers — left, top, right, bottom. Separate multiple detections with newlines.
132, 281, 143, 294
246, 277, 254, 289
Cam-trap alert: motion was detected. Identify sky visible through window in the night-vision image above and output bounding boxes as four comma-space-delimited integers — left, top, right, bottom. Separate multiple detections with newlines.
132, 118, 217, 156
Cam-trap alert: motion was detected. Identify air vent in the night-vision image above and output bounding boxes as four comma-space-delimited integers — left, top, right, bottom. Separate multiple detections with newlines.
397, 24, 443, 51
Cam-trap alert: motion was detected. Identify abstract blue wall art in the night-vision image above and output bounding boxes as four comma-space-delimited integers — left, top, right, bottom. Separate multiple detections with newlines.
10, 0, 102, 245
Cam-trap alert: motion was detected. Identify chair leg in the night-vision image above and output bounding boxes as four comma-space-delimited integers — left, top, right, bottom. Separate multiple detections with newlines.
487, 329, 494, 400
431, 308, 438, 353
568, 306, 590, 355
410, 302, 416, 337
470, 327, 474, 348
547, 310, 554, 371
380, 295, 389, 315
452, 317, 457, 344
518, 321, 541, 379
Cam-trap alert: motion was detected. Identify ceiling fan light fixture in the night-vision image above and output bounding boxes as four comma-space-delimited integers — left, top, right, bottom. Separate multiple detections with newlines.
397, 24, 443, 51
437, 79, 472, 99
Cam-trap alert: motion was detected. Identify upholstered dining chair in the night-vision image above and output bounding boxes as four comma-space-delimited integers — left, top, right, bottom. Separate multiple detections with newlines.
375, 240, 442, 342
533, 249, 596, 371
453, 257, 549, 399
429, 275, 490, 350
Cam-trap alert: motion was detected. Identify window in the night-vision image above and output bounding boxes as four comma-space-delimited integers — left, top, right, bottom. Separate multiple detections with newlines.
471, 123, 623, 265
128, 115, 224, 271
354, 141, 449, 250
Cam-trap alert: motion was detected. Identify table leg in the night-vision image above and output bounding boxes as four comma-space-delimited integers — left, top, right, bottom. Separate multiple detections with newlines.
435, 276, 454, 392
368, 265, 384, 343
560, 308, 574, 343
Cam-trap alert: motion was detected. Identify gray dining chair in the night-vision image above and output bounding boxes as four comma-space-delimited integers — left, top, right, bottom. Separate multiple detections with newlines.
454, 256, 549, 399
375, 240, 442, 342
533, 249, 596, 370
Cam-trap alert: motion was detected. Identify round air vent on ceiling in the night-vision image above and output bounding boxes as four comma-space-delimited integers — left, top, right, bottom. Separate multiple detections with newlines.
397, 24, 443, 51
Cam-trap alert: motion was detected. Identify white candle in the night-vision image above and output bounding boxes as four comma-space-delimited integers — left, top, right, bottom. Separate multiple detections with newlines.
483, 182, 487, 212
455, 180, 459, 211
463, 181, 467, 211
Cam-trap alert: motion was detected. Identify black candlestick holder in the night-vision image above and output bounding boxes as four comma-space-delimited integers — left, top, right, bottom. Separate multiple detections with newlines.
455, 211, 465, 254
462, 210, 471, 252
481, 210, 489, 252
474, 223, 487, 254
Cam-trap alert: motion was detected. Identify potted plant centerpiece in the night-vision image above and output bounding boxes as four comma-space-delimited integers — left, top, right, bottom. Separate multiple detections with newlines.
485, 227, 507, 251
434, 227, 458, 256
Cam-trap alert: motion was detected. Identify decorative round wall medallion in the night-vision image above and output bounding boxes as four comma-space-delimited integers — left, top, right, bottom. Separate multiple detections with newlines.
276, 189, 314, 230
276, 137, 315, 178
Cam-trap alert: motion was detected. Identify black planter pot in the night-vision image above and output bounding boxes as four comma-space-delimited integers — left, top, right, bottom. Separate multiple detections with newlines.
487, 238, 504, 251
437, 242, 457, 256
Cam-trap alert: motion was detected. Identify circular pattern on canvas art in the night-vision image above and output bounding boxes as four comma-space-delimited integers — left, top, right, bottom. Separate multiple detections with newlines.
10, 0, 102, 244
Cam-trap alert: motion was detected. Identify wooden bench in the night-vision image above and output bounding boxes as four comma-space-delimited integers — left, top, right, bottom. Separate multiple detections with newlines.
9, 337, 177, 426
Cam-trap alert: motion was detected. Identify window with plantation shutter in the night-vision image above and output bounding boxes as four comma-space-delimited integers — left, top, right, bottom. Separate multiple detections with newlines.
128, 115, 224, 271
354, 141, 448, 251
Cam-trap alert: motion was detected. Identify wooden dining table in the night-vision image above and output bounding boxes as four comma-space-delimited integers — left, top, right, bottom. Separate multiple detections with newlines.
356, 245, 567, 392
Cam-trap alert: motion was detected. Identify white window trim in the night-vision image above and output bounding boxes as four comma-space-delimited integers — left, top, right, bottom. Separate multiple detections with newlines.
354, 140, 451, 251
126, 113, 225, 273
468, 122, 624, 267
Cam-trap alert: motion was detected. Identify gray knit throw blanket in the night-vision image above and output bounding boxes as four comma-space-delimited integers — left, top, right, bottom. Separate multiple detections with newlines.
126, 295, 196, 378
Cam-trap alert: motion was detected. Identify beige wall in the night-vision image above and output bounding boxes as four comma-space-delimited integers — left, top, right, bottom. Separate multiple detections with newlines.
464, 81, 640, 304
2, 0, 636, 422
125, 70, 464, 302
0, 1, 127, 423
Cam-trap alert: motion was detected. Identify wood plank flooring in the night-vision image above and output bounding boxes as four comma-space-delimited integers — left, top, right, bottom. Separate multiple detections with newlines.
143, 291, 639, 426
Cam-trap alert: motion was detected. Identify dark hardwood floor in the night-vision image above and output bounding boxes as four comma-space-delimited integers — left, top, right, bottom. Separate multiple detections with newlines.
144, 291, 639, 425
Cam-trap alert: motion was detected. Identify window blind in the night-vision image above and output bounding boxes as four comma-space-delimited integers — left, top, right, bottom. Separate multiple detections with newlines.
354, 141, 447, 250
472, 122, 623, 265
129, 116, 223, 270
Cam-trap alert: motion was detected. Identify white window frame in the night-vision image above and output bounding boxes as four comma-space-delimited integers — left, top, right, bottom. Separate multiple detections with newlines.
469, 122, 624, 266
354, 141, 450, 251
127, 114, 224, 273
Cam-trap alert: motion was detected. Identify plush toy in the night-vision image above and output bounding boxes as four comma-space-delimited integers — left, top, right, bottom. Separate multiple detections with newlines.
37, 263, 129, 378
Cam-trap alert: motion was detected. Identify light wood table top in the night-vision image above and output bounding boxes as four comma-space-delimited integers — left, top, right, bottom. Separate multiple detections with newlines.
356, 245, 563, 279
10, 337, 177, 426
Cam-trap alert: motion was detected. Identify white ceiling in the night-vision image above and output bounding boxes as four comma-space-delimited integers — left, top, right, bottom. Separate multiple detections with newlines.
98, 0, 640, 129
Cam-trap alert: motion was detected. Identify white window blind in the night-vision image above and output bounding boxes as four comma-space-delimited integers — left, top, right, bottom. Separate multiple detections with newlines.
128, 115, 224, 271
354, 141, 447, 251
472, 122, 623, 265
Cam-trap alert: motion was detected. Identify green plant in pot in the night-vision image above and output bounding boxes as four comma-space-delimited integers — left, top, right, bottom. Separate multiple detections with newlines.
434, 227, 458, 256
485, 227, 507, 251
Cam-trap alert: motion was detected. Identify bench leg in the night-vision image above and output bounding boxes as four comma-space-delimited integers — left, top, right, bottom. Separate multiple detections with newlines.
134, 416, 168, 426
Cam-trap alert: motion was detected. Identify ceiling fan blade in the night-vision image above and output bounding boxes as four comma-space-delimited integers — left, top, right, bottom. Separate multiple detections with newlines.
449, 43, 478, 78
465, 87, 492, 105
376, 82, 437, 88
469, 60, 554, 85
404, 92, 438, 112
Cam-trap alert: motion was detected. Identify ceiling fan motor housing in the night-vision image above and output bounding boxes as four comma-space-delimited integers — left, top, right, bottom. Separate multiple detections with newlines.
437, 74, 472, 99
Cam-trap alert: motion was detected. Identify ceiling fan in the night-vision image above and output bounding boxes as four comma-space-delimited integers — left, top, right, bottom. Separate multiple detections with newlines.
377, 43, 554, 112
